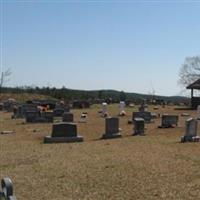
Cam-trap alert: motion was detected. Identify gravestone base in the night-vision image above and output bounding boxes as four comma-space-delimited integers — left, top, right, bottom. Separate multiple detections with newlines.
44, 135, 83, 143
102, 132, 121, 139
26, 117, 53, 123
133, 132, 146, 136
181, 113, 190, 117
181, 135, 200, 143
158, 124, 176, 128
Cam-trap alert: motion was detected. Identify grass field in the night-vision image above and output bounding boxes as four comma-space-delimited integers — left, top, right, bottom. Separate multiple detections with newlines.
1, 104, 200, 200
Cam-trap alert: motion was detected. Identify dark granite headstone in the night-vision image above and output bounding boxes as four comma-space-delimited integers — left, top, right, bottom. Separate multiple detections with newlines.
159, 114, 179, 128
42, 111, 54, 122
63, 112, 74, 122
25, 111, 40, 122
133, 118, 145, 135
53, 108, 65, 117
132, 112, 152, 123
44, 122, 83, 143
102, 117, 121, 139
52, 123, 77, 137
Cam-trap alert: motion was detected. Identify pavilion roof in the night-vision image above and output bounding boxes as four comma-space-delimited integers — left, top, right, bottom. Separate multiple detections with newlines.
187, 79, 200, 90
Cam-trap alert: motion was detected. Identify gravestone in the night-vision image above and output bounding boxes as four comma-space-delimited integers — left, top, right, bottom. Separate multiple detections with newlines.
181, 113, 190, 117
53, 108, 65, 117
197, 105, 200, 120
132, 112, 152, 123
101, 102, 108, 117
102, 117, 121, 139
181, 118, 200, 142
78, 113, 87, 123
42, 111, 54, 122
133, 118, 145, 136
0, 178, 17, 200
12, 105, 24, 119
25, 111, 40, 123
44, 122, 83, 143
158, 114, 179, 128
26, 111, 53, 123
63, 112, 74, 122
119, 101, 126, 116
151, 112, 158, 119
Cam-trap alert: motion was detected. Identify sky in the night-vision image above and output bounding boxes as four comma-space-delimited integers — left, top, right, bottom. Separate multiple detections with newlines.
1, 0, 200, 96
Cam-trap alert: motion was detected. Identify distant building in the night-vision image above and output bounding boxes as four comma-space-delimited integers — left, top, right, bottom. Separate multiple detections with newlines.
187, 79, 200, 109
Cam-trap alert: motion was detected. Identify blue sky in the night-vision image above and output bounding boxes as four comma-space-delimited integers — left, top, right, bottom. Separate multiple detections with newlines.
1, 1, 200, 96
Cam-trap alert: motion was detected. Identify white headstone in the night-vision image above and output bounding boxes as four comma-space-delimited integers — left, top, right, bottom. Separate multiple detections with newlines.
119, 101, 126, 115
185, 118, 197, 137
102, 102, 108, 117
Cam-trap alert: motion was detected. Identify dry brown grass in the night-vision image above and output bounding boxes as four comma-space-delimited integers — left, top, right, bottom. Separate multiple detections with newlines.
1, 104, 200, 200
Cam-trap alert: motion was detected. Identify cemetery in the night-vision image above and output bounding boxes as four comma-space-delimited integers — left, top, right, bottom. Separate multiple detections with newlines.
2, 2, 200, 199
1, 102, 200, 199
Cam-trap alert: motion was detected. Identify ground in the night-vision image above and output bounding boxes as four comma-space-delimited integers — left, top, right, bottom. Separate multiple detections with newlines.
0, 104, 200, 200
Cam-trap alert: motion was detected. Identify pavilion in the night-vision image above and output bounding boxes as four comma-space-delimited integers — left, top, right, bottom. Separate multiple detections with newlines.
187, 79, 200, 109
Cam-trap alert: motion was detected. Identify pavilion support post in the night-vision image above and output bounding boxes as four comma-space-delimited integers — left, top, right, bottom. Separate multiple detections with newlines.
191, 89, 194, 98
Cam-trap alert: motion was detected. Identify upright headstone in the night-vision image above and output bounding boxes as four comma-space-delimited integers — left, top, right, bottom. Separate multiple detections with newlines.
119, 101, 126, 116
44, 122, 83, 143
101, 102, 108, 117
132, 112, 152, 123
133, 118, 145, 136
63, 112, 74, 122
181, 118, 200, 142
158, 114, 179, 128
102, 117, 121, 139
197, 105, 200, 120
53, 108, 65, 117
42, 111, 54, 122
0, 178, 17, 200
25, 111, 40, 123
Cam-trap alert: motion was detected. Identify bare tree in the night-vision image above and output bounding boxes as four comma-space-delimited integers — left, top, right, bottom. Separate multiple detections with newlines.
179, 56, 200, 87
0, 68, 12, 92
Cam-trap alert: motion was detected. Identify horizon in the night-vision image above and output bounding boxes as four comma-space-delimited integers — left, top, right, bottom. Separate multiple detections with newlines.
1, 1, 200, 96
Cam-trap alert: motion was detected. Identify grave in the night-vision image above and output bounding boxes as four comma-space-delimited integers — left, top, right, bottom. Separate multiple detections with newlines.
102, 117, 121, 139
63, 112, 74, 122
12, 105, 24, 119
181, 118, 200, 142
158, 114, 179, 128
25, 111, 40, 123
151, 112, 158, 119
132, 112, 152, 123
133, 117, 145, 136
119, 101, 126, 116
139, 99, 148, 112
53, 108, 65, 117
44, 122, 83, 143
78, 113, 87, 123
41, 111, 54, 122
0, 178, 17, 200
25, 111, 53, 123
197, 105, 200, 120
1, 131, 15, 135
181, 113, 190, 117
101, 102, 108, 117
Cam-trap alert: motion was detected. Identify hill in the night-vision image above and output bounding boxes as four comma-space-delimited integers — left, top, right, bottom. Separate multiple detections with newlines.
0, 87, 189, 103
